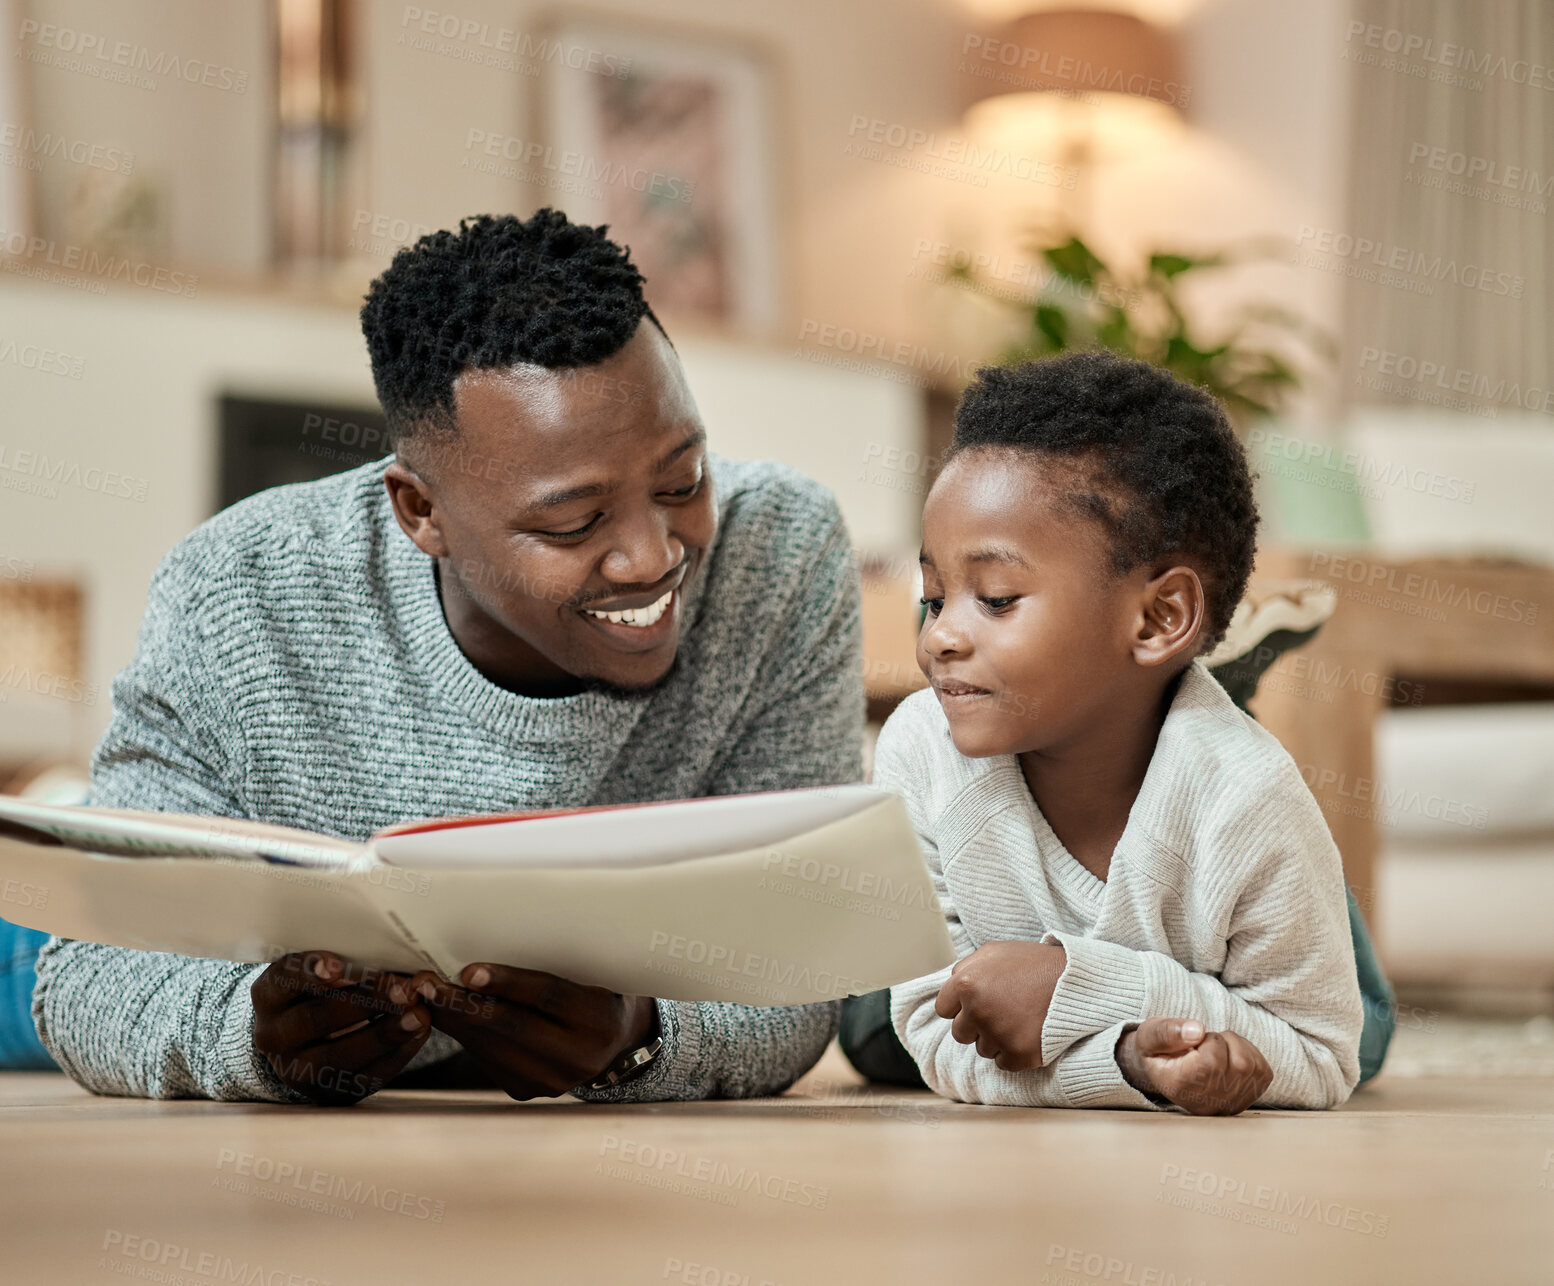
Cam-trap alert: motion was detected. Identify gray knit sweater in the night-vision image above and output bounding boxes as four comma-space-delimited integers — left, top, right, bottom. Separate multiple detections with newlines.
33, 454, 863, 1103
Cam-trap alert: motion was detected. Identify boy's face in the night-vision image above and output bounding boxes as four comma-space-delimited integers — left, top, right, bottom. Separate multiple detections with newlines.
916, 448, 1147, 759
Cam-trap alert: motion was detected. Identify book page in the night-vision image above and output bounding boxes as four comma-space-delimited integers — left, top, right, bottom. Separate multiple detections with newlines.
368, 784, 884, 870
351, 791, 956, 1004
0, 798, 362, 867
0, 837, 430, 972
0, 790, 957, 1003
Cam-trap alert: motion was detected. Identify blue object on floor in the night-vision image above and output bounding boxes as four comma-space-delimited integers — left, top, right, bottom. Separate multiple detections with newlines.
0, 918, 55, 1069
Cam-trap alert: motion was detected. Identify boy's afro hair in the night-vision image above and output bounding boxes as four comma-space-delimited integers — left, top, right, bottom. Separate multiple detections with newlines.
951, 350, 1258, 649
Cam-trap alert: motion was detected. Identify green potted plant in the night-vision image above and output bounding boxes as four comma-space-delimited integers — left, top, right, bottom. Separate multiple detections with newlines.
947, 232, 1335, 428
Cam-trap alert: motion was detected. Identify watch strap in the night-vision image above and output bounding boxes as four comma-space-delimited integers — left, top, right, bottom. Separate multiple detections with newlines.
587, 1032, 664, 1090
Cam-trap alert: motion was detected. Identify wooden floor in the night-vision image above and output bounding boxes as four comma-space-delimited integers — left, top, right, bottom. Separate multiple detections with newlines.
3, 1044, 1550, 1286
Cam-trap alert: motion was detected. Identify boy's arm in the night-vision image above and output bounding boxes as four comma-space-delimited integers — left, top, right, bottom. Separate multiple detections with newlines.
874, 710, 1158, 1110
574, 507, 861, 1103
33, 561, 308, 1102
891, 969, 1156, 1109
1037, 792, 1363, 1109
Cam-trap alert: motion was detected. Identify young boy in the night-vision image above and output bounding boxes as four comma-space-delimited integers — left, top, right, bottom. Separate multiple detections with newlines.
880, 352, 1363, 1114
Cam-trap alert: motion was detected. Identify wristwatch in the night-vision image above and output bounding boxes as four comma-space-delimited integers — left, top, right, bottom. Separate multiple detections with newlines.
587, 1012, 664, 1090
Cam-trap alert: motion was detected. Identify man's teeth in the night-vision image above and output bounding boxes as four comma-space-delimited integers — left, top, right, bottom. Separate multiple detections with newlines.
585, 589, 673, 628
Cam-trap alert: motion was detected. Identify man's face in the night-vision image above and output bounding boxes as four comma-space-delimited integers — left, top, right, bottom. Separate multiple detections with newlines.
386, 322, 717, 694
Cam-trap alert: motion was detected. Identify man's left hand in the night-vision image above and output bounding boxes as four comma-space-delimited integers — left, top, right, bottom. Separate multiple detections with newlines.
416, 964, 659, 1100
934, 940, 1067, 1072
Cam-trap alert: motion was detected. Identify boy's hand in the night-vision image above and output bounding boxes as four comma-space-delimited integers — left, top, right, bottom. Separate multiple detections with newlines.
934, 941, 1067, 1071
251, 951, 433, 1105
424, 964, 659, 1101
1115, 1017, 1273, 1115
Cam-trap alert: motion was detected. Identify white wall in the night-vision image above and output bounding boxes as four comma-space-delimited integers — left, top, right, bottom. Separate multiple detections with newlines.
6, 0, 1355, 411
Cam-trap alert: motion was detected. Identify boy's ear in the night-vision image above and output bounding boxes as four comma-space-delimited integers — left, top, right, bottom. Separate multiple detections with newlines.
384, 458, 450, 559
1131, 565, 1205, 667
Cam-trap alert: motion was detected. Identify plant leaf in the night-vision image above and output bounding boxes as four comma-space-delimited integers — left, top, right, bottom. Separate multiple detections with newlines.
1043, 237, 1107, 287
1148, 252, 1208, 278
1034, 304, 1069, 349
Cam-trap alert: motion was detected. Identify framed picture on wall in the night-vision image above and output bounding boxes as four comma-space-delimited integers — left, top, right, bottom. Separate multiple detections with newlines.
534, 14, 785, 337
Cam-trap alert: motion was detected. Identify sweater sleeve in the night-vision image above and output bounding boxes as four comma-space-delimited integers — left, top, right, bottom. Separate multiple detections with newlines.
701, 498, 864, 795
1037, 788, 1364, 1109
574, 501, 862, 1103
875, 705, 1157, 1110
32, 556, 308, 1102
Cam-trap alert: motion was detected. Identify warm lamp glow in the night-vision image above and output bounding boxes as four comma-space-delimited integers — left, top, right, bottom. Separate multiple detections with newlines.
962, 8, 1186, 163
958, 0, 1204, 27
964, 90, 1182, 162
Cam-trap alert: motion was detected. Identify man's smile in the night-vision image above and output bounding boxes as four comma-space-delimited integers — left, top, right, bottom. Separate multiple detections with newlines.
583, 587, 673, 627
572, 561, 692, 653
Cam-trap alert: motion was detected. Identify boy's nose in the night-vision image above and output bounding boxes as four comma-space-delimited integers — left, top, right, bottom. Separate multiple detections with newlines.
921, 609, 969, 658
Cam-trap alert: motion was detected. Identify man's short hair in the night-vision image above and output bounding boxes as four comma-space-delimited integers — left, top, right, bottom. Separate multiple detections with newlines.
360, 209, 664, 445
950, 350, 1259, 650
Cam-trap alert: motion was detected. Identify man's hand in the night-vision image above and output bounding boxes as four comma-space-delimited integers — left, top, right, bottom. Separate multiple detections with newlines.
934, 941, 1067, 1072
1115, 1017, 1273, 1115
424, 964, 659, 1101
251, 951, 433, 1105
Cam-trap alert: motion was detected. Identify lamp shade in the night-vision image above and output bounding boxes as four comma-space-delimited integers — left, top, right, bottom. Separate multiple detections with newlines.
962, 9, 1187, 160
968, 9, 1186, 107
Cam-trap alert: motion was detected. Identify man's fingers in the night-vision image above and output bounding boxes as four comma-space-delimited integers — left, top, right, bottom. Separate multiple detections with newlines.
1133, 1016, 1206, 1057
252, 952, 351, 1013
264, 987, 400, 1052
429, 997, 591, 1095
405, 969, 442, 1006
430, 981, 556, 1047
289, 1005, 433, 1091
933, 977, 962, 1021
261, 966, 421, 1051
459, 963, 586, 1018
255, 952, 417, 1014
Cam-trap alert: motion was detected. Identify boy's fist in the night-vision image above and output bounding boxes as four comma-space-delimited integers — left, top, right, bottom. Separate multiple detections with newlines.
934, 940, 1067, 1071
1115, 1017, 1273, 1115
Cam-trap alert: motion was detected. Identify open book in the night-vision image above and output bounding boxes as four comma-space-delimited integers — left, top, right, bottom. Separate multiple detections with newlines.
0, 787, 955, 1007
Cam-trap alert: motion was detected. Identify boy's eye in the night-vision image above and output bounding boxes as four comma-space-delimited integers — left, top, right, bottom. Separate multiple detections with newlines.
979, 596, 1016, 611
660, 481, 701, 499
919, 596, 943, 616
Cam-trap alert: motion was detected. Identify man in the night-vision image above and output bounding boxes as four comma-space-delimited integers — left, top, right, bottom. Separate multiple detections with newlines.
33, 210, 863, 1104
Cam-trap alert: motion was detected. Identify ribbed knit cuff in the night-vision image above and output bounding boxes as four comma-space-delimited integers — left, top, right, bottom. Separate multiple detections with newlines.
568, 998, 694, 1103
217, 977, 313, 1105
1053, 1023, 1161, 1110
1039, 932, 1148, 1064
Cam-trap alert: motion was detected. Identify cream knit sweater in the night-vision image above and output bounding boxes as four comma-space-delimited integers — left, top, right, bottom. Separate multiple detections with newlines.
883, 662, 1363, 1110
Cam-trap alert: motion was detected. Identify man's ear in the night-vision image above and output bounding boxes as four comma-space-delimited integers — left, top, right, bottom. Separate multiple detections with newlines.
384, 458, 449, 559
1131, 565, 1205, 668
